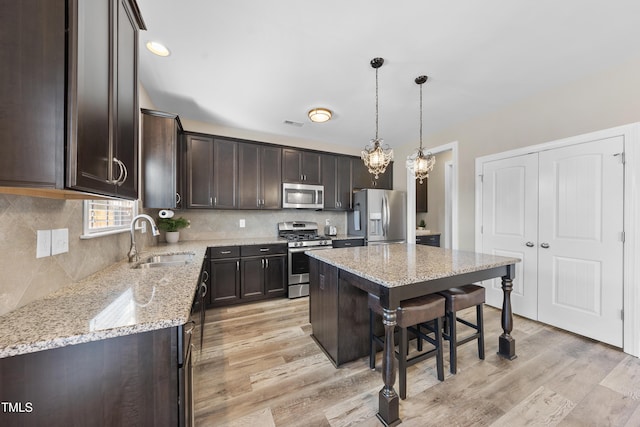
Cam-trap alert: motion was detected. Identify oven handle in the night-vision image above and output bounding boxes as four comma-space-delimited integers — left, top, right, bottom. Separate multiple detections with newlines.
288, 246, 330, 254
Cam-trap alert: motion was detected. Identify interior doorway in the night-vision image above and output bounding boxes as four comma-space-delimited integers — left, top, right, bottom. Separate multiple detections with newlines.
406, 141, 458, 249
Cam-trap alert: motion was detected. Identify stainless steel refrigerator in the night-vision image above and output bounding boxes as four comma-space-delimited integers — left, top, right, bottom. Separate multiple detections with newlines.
348, 189, 406, 244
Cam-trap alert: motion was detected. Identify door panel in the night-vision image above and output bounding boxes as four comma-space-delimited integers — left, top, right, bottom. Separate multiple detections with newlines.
537, 137, 624, 346
481, 153, 539, 320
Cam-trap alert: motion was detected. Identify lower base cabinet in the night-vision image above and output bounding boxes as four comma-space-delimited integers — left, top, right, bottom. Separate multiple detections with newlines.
208, 244, 287, 307
415, 234, 440, 247
309, 257, 370, 367
0, 327, 187, 427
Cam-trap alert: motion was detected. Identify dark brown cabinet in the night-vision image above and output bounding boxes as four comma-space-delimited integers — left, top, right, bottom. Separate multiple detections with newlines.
322, 154, 352, 210
331, 238, 365, 248
0, 0, 144, 199
186, 134, 215, 208
416, 179, 428, 212
240, 244, 287, 301
282, 148, 322, 184
416, 234, 441, 247
208, 246, 241, 306
351, 158, 393, 190
67, 0, 143, 199
238, 143, 282, 209
309, 258, 370, 367
207, 244, 287, 307
213, 138, 238, 209
141, 109, 184, 208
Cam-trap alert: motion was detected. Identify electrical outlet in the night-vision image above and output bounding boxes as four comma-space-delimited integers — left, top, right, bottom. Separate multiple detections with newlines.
239, 219, 246, 228
325, 219, 331, 225
36, 230, 51, 258
51, 228, 69, 255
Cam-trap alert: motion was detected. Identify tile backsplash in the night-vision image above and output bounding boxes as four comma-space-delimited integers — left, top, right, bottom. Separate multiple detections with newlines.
0, 194, 131, 316
0, 193, 347, 316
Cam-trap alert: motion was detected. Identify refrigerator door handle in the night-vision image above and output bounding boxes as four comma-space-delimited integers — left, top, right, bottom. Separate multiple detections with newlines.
382, 194, 389, 236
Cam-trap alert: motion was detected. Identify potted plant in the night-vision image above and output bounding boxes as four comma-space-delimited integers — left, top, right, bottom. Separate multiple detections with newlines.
157, 216, 190, 243
418, 219, 426, 230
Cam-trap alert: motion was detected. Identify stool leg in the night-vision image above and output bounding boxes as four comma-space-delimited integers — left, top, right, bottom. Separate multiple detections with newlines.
477, 304, 485, 360
369, 309, 376, 369
449, 309, 457, 374
434, 317, 444, 381
399, 327, 408, 400
416, 324, 423, 352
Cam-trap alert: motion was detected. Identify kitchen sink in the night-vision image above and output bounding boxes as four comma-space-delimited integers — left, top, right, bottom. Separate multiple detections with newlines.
134, 252, 196, 269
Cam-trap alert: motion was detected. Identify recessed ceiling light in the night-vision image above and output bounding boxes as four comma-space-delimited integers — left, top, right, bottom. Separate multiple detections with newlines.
146, 41, 170, 57
308, 108, 332, 123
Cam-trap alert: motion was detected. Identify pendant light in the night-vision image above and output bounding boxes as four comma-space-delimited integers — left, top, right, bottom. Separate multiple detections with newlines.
361, 57, 393, 179
406, 75, 435, 184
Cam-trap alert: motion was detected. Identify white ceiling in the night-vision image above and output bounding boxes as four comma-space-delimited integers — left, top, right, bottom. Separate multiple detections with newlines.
137, 0, 640, 151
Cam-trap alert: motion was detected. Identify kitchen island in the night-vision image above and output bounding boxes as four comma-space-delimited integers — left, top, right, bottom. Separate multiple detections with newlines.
307, 244, 520, 426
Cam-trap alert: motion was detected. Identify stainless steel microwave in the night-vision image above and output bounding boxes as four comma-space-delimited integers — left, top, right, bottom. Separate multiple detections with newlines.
282, 183, 324, 209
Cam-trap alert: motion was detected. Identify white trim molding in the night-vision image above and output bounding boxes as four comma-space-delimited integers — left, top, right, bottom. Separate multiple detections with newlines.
475, 122, 640, 357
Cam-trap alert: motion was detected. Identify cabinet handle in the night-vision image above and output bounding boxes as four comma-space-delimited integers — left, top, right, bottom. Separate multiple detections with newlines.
201, 282, 208, 298
259, 248, 270, 252
185, 320, 196, 335
220, 250, 231, 254
540, 242, 550, 249
344, 242, 351, 246
108, 157, 124, 185
236, 260, 239, 271
261, 259, 264, 268
213, 196, 217, 206
176, 192, 181, 205
525, 242, 535, 247
117, 160, 128, 186
265, 258, 269, 268
202, 270, 209, 283
209, 197, 213, 205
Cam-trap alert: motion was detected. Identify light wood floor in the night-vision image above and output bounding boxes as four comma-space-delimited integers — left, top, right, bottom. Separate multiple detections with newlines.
194, 297, 640, 427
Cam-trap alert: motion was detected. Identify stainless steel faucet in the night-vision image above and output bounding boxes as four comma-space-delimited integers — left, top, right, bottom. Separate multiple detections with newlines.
128, 214, 161, 262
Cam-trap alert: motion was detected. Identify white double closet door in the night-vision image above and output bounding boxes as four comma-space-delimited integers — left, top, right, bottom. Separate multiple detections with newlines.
481, 136, 624, 347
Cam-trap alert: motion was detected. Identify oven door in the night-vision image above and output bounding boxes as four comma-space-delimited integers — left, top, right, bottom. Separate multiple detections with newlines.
288, 246, 330, 298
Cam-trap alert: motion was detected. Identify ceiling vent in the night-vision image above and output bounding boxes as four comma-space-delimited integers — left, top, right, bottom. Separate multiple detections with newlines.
283, 120, 304, 127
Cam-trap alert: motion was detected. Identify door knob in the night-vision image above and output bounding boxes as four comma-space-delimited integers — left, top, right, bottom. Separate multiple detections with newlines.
525, 242, 535, 247
540, 243, 550, 249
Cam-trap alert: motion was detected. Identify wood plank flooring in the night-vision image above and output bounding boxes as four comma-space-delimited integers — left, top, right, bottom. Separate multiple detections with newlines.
194, 297, 640, 426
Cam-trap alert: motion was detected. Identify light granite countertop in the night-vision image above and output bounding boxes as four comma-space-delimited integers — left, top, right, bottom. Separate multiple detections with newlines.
306, 244, 520, 288
0, 238, 287, 359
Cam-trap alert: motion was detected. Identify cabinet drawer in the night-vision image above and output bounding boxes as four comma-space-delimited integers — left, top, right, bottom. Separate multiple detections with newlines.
208, 246, 240, 259
416, 235, 440, 247
332, 239, 365, 248
241, 244, 287, 257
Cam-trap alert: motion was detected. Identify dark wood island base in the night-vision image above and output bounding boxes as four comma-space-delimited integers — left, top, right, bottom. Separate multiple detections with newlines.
307, 245, 520, 426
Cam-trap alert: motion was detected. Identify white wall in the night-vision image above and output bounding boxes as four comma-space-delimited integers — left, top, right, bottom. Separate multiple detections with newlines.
395, 57, 640, 250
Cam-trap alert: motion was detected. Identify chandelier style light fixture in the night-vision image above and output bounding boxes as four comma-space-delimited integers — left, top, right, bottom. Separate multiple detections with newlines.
406, 75, 435, 183
361, 57, 393, 179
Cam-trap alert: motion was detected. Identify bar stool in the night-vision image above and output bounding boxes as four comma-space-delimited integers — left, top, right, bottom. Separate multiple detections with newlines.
369, 293, 445, 399
437, 284, 485, 374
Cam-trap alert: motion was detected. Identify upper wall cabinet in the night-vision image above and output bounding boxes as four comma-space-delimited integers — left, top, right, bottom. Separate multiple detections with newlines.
282, 149, 322, 184
141, 109, 184, 209
185, 134, 215, 208
416, 179, 428, 212
0, 0, 145, 199
352, 158, 393, 190
322, 154, 352, 210
212, 138, 238, 209
238, 143, 282, 209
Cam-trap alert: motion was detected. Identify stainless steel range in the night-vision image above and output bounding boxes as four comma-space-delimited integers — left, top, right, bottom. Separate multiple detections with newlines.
278, 221, 332, 298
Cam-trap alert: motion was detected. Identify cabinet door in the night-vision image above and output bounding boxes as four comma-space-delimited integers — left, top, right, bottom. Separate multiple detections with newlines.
282, 148, 321, 184
261, 146, 282, 209
352, 158, 393, 190
113, 0, 138, 198
141, 110, 180, 208
240, 258, 265, 299
237, 142, 260, 209
0, 0, 65, 188
416, 179, 428, 212
336, 155, 352, 209
213, 138, 237, 209
321, 154, 338, 209
67, 0, 115, 195
210, 258, 240, 306
186, 135, 214, 208
264, 255, 286, 296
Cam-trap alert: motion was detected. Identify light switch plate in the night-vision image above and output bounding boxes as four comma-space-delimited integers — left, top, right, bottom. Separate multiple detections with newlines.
51, 228, 69, 255
36, 230, 51, 258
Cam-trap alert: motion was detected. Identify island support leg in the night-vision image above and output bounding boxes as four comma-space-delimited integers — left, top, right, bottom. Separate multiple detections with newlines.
498, 271, 517, 360
377, 308, 401, 426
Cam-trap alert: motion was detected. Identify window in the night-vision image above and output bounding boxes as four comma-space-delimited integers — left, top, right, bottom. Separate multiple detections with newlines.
81, 199, 138, 239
